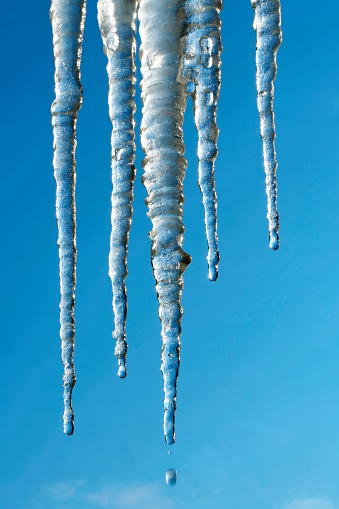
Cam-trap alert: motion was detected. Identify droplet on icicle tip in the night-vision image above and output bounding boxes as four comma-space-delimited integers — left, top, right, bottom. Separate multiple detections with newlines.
209, 262, 218, 282
118, 361, 127, 379
166, 468, 177, 487
269, 230, 279, 251
64, 420, 74, 436
208, 250, 219, 282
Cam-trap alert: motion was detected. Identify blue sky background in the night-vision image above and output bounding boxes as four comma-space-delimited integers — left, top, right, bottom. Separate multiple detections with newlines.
1, 1, 339, 508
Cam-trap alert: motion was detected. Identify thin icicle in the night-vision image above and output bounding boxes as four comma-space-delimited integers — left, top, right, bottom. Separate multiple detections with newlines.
50, 0, 87, 435
139, 0, 190, 444
183, 0, 222, 281
251, 0, 282, 250
98, 0, 137, 379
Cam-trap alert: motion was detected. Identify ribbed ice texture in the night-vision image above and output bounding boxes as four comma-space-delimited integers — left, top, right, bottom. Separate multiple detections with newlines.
139, 0, 191, 445
251, 0, 282, 250
50, 0, 87, 435
183, 0, 222, 281
98, 0, 137, 379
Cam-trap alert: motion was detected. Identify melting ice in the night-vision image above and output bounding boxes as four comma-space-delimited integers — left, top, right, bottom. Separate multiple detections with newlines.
251, 0, 282, 250
50, 0, 281, 442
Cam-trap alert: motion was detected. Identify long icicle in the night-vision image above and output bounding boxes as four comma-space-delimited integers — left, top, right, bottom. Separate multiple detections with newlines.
139, 0, 190, 444
98, 0, 137, 379
50, 0, 87, 435
183, 0, 222, 281
251, 0, 282, 250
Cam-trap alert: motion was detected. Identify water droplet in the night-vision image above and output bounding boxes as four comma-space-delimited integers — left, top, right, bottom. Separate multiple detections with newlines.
269, 230, 279, 250
187, 81, 195, 94
64, 420, 73, 436
118, 362, 126, 378
166, 468, 177, 486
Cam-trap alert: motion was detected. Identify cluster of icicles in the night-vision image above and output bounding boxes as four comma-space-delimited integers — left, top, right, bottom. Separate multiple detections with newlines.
50, 0, 282, 444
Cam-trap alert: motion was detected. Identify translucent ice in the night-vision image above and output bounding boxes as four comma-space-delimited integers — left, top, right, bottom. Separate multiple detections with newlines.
50, 0, 283, 443
139, 0, 191, 444
183, 0, 222, 281
251, 0, 282, 250
50, 0, 87, 435
98, 0, 138, 378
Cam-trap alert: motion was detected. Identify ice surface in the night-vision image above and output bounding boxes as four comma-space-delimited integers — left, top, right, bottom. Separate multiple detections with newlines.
251, 0, 282, 250
98, 0, 138, 379
51, 0, 282, 441
183, 0, 222, 281
50, 0, 87, 435
139, 0, 191, 444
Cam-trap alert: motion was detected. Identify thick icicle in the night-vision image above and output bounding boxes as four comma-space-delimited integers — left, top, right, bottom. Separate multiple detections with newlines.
98, 0, 137, 379
183, 0, 222, 281
251, 0, 282, 250
139, 0, 190, 444
50, 0, 87, 435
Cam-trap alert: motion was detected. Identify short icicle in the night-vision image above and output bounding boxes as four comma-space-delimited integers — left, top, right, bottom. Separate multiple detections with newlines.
139, 0, 190, 444
183, 0, 222, 281
98, 0, 137, 379
50, 0, 87, 435
251, 0, 282, 250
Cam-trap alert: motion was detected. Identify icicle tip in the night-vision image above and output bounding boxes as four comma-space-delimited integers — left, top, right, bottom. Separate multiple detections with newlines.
269, 230, 279, 251
63, 420, 74, 436
118, 366, 127, 378
208, 253, 219, 281
164, 406, 175, 445
117, 360, 127, 379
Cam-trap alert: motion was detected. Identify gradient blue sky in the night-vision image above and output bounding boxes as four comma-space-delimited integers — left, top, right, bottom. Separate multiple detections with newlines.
1, 1, 339, 508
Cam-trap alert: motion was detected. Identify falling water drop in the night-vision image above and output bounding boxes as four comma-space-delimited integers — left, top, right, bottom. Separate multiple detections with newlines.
166, 468, 177, 486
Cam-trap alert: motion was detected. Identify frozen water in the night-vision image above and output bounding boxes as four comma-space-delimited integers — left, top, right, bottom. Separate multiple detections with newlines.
50, 0, 87, 435
251, 0, 282, 250
51, 0, 282, 441
183, 0, 222, 281
98, 0, 138, 378
139, 0, 191, 445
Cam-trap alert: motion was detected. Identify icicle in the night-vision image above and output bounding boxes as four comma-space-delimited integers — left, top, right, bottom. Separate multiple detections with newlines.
251, 0, 282, 250
50, 0, 87, 435
98, 0, 137, 379
183, 0, 222, 281
139, 0, 190, 444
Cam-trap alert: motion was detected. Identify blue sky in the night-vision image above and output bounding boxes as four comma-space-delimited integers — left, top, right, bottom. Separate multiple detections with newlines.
1, 1, 339, 508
